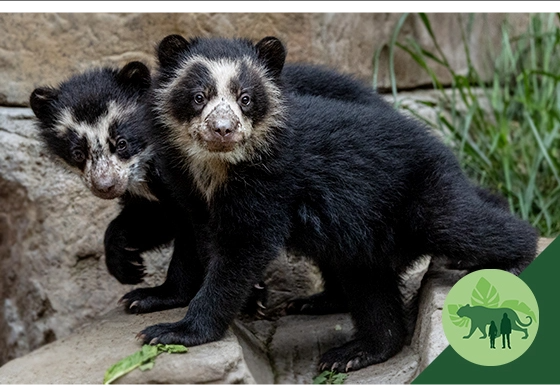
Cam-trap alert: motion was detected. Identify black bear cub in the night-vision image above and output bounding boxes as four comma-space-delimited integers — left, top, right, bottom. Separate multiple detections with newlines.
29, 59, 384, 317
29, 62, 182, 286
138, 35, 538, 372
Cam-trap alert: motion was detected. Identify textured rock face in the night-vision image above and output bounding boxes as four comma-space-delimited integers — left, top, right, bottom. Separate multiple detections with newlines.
0, 107, 171, 365
0, 13, 529, 106
0, 107, 116, 365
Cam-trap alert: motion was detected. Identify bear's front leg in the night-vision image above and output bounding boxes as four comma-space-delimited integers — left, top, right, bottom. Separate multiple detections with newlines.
137, 235, 279, 346
105, 198, 177, 285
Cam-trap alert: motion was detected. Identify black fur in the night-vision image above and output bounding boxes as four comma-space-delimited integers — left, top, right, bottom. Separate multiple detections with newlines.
30, 58, 384, 318
141, 35, 538, 373
30, 62, 152, 165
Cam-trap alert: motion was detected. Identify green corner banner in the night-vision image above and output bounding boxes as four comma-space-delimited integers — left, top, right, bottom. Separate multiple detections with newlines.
414, 237, 560, 384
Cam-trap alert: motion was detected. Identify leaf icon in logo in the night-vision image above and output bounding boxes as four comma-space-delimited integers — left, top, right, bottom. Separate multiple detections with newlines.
471, 277, 500, 307
500, 299, 537, 323
448, 304, 470, 327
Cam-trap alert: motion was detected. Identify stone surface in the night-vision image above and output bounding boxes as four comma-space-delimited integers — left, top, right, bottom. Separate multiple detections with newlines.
0, 246, 551, 384
0, 261, 429, 384
262, 251, 323, 316
410, 266, 464, 375
0, 307, 256, 384
0, 13, 530, 106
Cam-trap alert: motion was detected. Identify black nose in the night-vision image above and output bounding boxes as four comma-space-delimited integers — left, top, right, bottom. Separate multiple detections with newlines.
211, 118, 234, 137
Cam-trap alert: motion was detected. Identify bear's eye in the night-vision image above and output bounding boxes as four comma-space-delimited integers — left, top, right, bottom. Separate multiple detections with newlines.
239, 94, 251, 107
116, 138, 127, 152
72, 149, 85, 163
194, 92, 206, 105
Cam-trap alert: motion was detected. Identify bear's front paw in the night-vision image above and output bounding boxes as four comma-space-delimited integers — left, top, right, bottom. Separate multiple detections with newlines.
137, 319, 222, 347
119, 286, 192, 314
240, 281, 268, 318
105, 247, 145, 285
319, 339, 395, 373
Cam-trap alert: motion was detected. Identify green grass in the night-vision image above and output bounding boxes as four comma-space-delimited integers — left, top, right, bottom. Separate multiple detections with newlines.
313, 370, 348, 384
378, 13, 560, 238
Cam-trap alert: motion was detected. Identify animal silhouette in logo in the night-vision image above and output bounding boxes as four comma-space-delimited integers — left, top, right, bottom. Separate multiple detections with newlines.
456, 304, 533, 340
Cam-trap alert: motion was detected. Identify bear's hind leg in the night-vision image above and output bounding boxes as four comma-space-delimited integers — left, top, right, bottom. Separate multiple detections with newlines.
319, 265, 406, 372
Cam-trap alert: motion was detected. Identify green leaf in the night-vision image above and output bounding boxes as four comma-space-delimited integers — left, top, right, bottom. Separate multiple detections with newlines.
500, 299, 538, 323
103, 344, 188, 384
448, 304, 470, 327
157, 344, 189, 354
103, 345, 159, 384
333, 373, 348, 385
388, 13, 411, 101
313, 371, 347, 384
139, 361, 155, 371
313, 371, 330, 384
471, 277, 500, 307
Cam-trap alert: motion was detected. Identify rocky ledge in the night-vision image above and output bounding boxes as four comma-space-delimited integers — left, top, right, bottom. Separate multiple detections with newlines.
0, 238, 551, 384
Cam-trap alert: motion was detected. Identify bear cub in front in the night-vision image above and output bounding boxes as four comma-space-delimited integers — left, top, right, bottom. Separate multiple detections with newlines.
140, 35, 538, 373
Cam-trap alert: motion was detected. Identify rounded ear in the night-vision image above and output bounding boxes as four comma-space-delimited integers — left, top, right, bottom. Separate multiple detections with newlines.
30, 87, 59, 121
117, 61, 151, 92
255, 36, 286, 79
157, 34, 190, 68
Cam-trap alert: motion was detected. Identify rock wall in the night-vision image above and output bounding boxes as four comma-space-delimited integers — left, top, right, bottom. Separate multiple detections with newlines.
0, 13, 529, 106
0, 108, 118, 365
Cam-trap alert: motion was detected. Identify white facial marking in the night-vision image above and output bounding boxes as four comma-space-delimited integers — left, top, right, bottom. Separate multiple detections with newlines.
156, 53, 286, 203
51, 101, 157, 201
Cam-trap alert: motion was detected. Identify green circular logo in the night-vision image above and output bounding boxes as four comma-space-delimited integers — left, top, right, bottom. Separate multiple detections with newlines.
442, 269, 538, 366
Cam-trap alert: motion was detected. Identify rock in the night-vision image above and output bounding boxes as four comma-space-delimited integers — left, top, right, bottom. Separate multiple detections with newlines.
347, 346, 419, 384
266, 314, 354, 384
0, 249, 550, 384
0, 307, 257, 384
411, 267, 464, 375
263, 251, 323, 315
0, 13, 530, 106
239, 259, 430, 384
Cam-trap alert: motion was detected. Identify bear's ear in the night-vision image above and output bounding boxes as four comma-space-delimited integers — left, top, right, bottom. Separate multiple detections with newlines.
255, 36, 286, 79
30, 87, 59, 121
117, 61, 151, 92
157, 34, 190, 69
